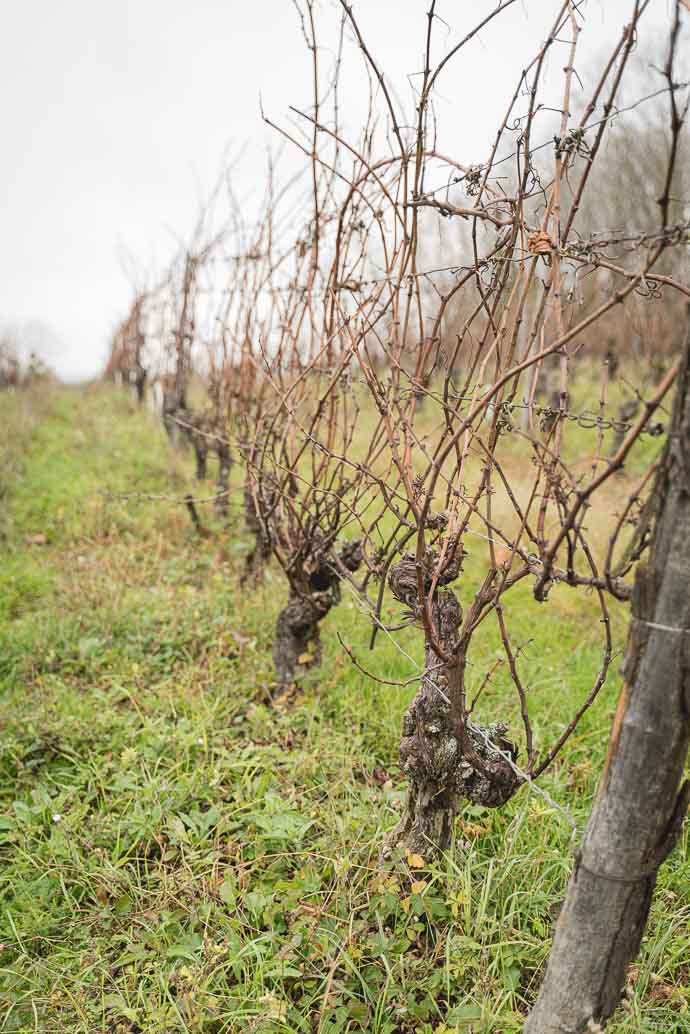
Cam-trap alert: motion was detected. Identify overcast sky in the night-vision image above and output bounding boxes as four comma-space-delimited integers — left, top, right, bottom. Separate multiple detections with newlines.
1, 0, 683, 381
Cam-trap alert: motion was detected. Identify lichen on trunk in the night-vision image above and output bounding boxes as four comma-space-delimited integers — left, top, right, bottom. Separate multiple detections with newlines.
383, 552, 519, 860
524, 318, 690, 1034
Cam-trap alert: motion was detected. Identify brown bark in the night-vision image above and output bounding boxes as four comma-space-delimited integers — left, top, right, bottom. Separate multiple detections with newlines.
272, 589, 331, 690
242, 481, 274, 584
162, 389, 186, 445
384, 553, 519, 859
272, 542, 362, 693
214, 442, 232, 518
524, 322, 690, 1034
193, 433, 208, 480
184, 493, 208, 537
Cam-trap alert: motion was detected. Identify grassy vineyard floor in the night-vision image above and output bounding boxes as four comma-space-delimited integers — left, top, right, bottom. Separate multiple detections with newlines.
1, 385, 688, 1034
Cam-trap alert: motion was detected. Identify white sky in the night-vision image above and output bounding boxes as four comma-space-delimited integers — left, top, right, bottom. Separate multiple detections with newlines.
0, 0, 682, 381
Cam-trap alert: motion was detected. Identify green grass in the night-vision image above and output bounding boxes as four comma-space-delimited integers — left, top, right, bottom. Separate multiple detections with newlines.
0, 385, 688, 1034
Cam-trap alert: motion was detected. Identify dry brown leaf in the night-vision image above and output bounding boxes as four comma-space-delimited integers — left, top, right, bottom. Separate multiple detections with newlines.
527, 229, 554, 256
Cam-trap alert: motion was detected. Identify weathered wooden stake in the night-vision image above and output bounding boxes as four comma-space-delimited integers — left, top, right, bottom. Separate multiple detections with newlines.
524, 322, 690, 1033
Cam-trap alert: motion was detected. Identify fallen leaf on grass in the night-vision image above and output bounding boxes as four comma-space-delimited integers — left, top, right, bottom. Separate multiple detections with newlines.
457, 819, 489, 838
25, 532, 47, 545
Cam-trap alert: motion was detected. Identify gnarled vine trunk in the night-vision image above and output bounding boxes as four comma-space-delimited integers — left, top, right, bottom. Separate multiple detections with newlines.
272, 542, 362, 693
242, 481, 274, 584
192, 431, 208, 480
384, 554, 519, 859
214, 442, 232, 518
162, 394, 181, 444
273, 589, 333, 690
